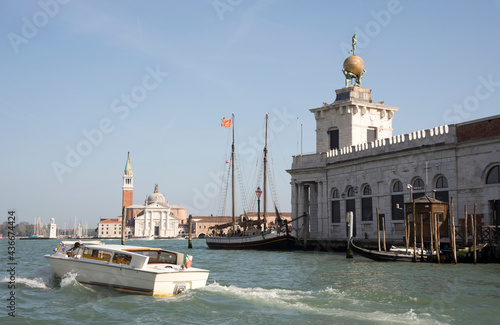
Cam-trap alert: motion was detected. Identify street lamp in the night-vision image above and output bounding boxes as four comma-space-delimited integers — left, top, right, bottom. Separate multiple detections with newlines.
256, 186, 262, 221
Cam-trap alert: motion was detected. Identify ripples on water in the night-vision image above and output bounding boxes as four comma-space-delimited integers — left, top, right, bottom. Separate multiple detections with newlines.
1, 239, 499, 324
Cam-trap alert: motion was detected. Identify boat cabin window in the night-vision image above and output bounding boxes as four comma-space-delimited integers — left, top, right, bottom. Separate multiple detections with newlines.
112, 252, 132, 265
130, 250, 177, 264
82, 248, 112, 262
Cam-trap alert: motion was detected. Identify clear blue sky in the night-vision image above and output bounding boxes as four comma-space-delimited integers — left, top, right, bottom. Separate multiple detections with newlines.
1, 0, 500, 228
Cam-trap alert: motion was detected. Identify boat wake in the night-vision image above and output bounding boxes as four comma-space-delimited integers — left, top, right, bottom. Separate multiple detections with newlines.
199, 282, 429, 323
1, 266, 55, 290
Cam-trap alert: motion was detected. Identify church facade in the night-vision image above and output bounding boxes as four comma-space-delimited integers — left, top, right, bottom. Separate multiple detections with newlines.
287, 53, 500, 243
97, 153, 182, 238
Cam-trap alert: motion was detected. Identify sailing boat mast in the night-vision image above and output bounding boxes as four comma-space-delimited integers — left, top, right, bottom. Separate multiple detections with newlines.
231, 113, 235, 232
263, 113, 268, 231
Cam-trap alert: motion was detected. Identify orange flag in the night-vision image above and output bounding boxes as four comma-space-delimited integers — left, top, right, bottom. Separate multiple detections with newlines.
221, 117, 232, 128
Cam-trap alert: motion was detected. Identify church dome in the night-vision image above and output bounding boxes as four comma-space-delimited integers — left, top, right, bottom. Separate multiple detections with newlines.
147, 184, 166, 205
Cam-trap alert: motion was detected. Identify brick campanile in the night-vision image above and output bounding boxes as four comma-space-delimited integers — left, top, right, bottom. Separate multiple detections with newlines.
122, 152, 134, 211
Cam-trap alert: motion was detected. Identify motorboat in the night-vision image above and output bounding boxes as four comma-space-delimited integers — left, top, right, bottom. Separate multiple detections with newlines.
45, 241, 209, 296
127, 235, 155, 240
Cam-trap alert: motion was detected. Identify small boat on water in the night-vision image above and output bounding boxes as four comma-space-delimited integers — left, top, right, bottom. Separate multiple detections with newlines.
45, 241, 209, 296
128, 235, 155, 240
350, 240, 431, 262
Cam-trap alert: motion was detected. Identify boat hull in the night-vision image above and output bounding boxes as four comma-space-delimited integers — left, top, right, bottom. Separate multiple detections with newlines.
350, 241, 428, 262
45, 255, 209, 296
206, 232, 296, 250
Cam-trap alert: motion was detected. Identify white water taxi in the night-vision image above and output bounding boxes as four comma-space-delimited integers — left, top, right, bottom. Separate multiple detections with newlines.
45, 241, 209, 296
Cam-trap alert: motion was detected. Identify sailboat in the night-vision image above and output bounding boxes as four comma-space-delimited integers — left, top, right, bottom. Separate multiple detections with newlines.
205, 113, 297, 250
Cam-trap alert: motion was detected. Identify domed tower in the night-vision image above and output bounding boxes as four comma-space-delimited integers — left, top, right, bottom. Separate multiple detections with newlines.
122, 152, 134, 211
310, 34, 399, 152
147, 184, 167, 206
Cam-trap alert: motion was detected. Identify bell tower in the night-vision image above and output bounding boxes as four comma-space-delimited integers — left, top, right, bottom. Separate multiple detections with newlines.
122, 152, 134, 210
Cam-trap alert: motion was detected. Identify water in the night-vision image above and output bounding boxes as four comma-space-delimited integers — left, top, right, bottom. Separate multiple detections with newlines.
1, 239, 499, 324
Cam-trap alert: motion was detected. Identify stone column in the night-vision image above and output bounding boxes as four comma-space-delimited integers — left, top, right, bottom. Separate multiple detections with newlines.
160, 211, 164, 237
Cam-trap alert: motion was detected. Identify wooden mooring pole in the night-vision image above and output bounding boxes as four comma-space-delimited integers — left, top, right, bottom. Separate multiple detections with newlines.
473, 204, 477, 265
377, 208, 381, 252
434, 212, 440, 263
420, 214, 424, 261
382, 216, 387, 252
464, 205, 468, 246
188, 214, 193, 249
451, 197, 457, 264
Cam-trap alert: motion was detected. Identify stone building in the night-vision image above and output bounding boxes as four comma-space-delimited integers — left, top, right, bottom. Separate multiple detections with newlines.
287, 56, 500, 243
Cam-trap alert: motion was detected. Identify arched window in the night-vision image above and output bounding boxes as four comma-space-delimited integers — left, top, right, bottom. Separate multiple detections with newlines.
412, 178, 425, 199
362, 185, 373, 221
391, 181, 404, 220
393, 181, 403, 192
486, 165, 500, 184
347, 187, 356, 197
435, 176, 449, 202
331, 189, 341, 223
436, 176, 448, 188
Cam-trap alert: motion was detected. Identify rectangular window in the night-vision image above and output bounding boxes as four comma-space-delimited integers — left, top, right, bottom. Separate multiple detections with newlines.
331, 201, 340, 223
367, 128, 377, 142
362, 197, 373, 221
391, 194, 404, 220
329, 129, 339, 150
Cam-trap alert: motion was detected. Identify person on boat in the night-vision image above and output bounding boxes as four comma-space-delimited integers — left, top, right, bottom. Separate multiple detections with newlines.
70, 242, 84, 258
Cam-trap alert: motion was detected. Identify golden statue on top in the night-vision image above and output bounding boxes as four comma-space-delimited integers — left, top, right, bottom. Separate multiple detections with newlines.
342, 33, 366, 87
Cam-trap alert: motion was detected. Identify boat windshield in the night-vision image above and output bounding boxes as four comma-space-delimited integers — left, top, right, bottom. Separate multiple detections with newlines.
130, 250, 177, 264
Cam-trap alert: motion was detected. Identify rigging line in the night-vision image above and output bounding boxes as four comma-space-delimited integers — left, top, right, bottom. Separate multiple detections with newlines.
268, 138, 292, 193
216, 128, 233, 216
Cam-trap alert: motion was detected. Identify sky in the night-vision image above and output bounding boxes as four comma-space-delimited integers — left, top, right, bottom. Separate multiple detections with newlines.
1, 0, 500, 228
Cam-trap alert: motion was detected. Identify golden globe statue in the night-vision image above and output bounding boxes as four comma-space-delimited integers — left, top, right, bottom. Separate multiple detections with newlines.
343, 55, 364, 76
342, 33, 366, 87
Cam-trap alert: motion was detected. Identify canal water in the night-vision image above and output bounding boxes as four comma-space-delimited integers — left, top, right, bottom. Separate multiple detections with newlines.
1, 238, 499, 324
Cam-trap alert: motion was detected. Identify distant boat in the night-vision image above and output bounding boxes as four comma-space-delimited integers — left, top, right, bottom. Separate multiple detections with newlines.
128, 235, 155, 240
45, 241, 209, 296
206, 114, 296, 250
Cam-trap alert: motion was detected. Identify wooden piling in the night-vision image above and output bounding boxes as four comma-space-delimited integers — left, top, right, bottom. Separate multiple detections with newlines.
382, 216, 387, 252
434, 213, 440, 263
464, 205, 468, 246
405, 213, 409, 254
420, 214, 424, 261
451, 197, 457, 264
473, 204, 477, 265
429, 212, 434, 256
377, 208, 381, 252
188, 214, 193, 249
121, 206, 126, 245
413, 208, 417, 262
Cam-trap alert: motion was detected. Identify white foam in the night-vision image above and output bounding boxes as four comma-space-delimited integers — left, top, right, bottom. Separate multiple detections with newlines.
2, 276, 49, 289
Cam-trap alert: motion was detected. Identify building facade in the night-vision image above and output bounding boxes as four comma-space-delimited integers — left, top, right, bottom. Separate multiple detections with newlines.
98, 154, 182, 238
288, 83, 500, 243
97, 217, 122, 238
131, 184, 179, 238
